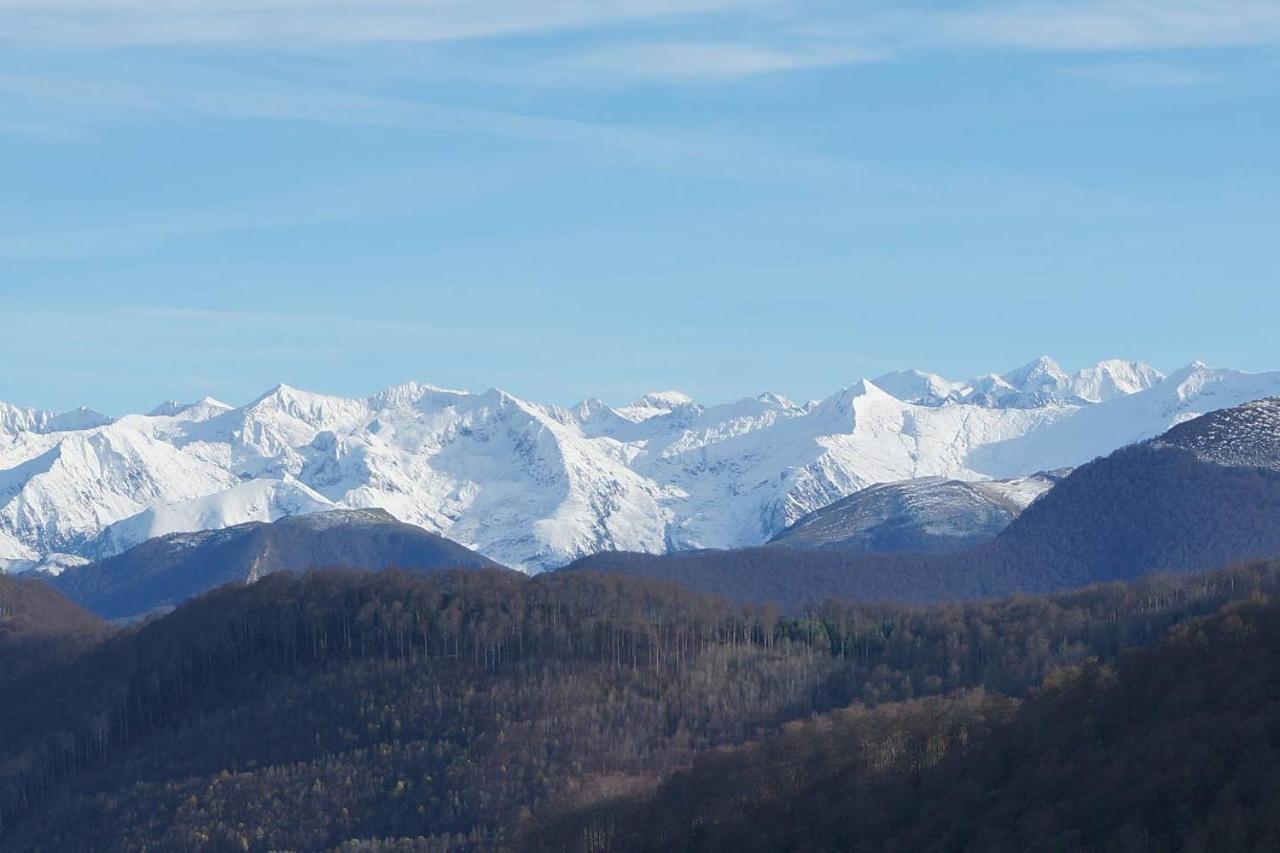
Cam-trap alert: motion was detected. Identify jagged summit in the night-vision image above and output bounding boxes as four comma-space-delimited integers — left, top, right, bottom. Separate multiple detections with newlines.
635, 390, 696, 408
0, 402, 114, 436
146, 397, 233, 420
367, 381, 470, 410
1003, 355, 1069, 390
148, 400, 190, 417
1071, 359, 1165, 403
755, 391, 801, 411
872, 369, 959, 406
615, 390, 701, 422
870, 357, 1164, 409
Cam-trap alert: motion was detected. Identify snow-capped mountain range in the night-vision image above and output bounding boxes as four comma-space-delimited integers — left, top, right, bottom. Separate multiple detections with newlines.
2, 357, 1278, 573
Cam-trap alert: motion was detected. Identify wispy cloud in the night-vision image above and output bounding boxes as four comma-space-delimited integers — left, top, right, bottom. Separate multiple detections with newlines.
0, 69, 857, 189
552, 40, 882, 82
6, 1, 1279, 88
0, 193, 400, 261
1060, 60, 1222, 88
0, 0, 771, 47
785, 1, 1280, 73
921, 0, 1280, 53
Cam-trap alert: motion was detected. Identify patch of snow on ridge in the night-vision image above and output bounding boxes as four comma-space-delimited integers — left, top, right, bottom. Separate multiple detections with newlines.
0, 552, 89, 576
1153, 397, 1280, 471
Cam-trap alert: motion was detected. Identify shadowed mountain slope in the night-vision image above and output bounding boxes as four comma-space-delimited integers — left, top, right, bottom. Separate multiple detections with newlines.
52, 508, 507, 620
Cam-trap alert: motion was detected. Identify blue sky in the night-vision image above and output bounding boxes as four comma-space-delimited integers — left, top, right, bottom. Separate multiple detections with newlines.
2, 1, 1279, 414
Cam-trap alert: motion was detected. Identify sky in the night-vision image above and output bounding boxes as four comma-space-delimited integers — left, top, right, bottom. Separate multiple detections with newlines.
2, 0, 1279, 415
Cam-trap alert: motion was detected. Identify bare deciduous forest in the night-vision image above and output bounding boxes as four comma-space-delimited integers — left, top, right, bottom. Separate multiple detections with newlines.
4, 558, 1280, 850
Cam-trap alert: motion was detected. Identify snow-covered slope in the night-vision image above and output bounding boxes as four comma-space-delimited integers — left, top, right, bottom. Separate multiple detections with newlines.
1, 359, 1277, 572
81, 477, 336, 560
965, 363, 1280, 477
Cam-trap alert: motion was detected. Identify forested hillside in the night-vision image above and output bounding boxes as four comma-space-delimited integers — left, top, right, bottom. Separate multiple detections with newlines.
0, 574, 109, 687
568, 443, 1280, 607
534, 591, 1280, 852
4, 560, 1280, 849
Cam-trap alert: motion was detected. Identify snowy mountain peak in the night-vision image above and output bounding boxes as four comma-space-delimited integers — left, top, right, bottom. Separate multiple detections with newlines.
368, 381, 469, 410
45, 406, 115, 432
147, 397, 234, 420
246, 383, 367, 426
1163, 362, 1221, 401
148, 400, 188, 417
635, 390, 696, 410
616, 390, 701, 422
806, 379, 899, 428
0, 401, 114, 436
955, 373, 1019, 407
250, 382, 322, 409
572, 397, 611, 418
1004, 355, 1069, 391
755, 391, 800, 411
871, 370, 959, 406
1068, 360, 1164, 403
